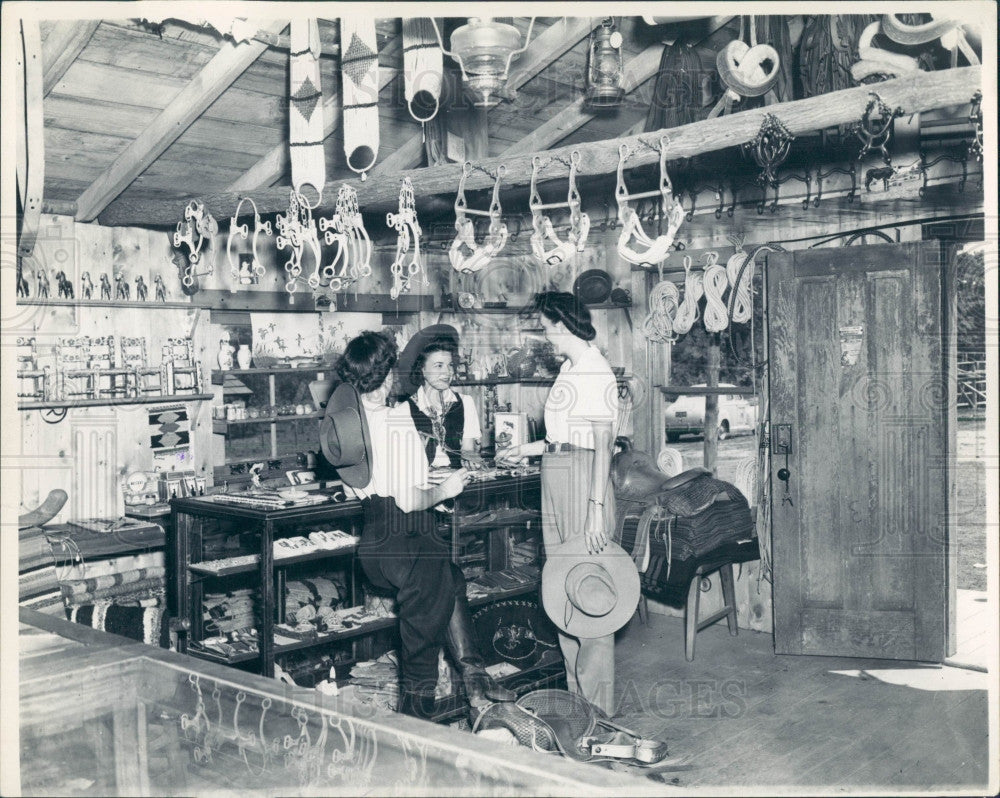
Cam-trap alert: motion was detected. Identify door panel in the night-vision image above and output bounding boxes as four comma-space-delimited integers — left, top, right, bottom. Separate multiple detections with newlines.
768, 242, 956, 661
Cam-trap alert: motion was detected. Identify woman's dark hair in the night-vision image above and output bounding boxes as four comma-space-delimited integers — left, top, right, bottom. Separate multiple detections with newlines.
411, 335, 458, 388
336, 331, 397, 394
531, 291, 596, 341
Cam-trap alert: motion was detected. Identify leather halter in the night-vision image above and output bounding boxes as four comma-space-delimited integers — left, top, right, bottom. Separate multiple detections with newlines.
385, 177, 423, 299
226, 197, 272, 293
529, 150, 590, 267
615, 140, 684, 267
449, 162, 508, 274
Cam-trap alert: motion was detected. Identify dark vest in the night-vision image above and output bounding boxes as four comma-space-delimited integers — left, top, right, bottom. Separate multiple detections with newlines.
407, 396, 464, 468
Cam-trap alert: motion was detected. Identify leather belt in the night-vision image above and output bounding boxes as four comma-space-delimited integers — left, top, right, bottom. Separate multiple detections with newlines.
543, 443, 593, 453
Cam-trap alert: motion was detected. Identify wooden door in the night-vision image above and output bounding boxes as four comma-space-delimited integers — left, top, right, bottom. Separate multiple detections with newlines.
767, 241, 956, 661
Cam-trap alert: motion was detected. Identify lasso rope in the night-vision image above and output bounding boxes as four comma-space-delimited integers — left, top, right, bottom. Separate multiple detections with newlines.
643, 281, 680, 343
672, 256, 703, 335
341, 17, 380, 178
725, 245, 754, 324
702, 257, 730, 333
402, 18, 442, 122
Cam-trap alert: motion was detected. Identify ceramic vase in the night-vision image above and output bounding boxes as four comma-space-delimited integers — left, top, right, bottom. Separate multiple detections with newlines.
217, 340, 234, 370
237, 345, 252, 370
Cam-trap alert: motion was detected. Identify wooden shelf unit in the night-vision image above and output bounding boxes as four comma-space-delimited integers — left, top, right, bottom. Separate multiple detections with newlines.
19, 393, 212, 410
169, 472, 552, 700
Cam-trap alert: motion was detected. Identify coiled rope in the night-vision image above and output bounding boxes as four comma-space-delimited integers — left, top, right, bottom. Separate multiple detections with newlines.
702, 259, 730, 332
643, 281, 680, 343
672, 256, 704, 335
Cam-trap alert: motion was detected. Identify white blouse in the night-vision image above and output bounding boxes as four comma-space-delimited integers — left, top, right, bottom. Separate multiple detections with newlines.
355, 401, 429, 499
543, 346, 619, 450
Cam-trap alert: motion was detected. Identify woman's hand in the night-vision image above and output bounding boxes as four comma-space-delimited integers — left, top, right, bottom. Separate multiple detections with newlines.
583, 507, 609, 555
495, 443, 524, 466
461, 451, 487, 471
439, 468, 471, 500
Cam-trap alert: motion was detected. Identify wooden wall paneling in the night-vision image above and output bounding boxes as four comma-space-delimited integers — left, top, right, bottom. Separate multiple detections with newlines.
112, 226, 152, 305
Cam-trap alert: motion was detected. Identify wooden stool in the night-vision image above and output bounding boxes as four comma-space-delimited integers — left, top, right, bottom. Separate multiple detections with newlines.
684, 561, 738, 661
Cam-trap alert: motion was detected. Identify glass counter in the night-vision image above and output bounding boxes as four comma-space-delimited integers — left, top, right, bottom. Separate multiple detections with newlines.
19, 608, 666, 797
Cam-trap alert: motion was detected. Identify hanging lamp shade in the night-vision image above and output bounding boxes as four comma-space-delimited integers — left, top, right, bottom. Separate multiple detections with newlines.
433, 17, 535, 107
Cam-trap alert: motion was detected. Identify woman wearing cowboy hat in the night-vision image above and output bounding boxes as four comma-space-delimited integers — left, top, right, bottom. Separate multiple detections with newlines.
396, 324, 483, 470
322, 331, 511, 721
497, 292, 636, 716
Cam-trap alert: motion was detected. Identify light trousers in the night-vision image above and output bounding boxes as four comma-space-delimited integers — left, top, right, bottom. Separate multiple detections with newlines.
540, 448, 617, 716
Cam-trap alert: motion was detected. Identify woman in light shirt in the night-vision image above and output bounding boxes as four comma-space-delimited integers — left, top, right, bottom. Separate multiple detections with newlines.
328, 331, 510, 721
498, 292, 621, 714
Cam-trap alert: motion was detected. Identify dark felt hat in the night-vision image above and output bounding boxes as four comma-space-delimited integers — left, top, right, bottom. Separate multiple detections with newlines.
573, 269, 613, 305
318, 382, 371, 488
396, 324, 460, 397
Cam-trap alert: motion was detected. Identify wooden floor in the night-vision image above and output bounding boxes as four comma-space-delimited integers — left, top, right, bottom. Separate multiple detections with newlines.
610, 609, 991, 792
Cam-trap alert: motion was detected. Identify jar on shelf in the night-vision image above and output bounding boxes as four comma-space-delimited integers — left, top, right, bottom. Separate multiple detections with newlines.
236, 344, 252, 369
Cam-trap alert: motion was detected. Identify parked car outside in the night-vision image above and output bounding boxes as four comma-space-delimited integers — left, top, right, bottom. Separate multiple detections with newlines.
664, 384, 758, 441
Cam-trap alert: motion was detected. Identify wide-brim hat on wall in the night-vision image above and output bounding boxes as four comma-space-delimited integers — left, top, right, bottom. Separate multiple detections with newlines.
572, 269, 613, 305
396, 323, 460, 397
319, 382, 371, 488
541, 536, 640, 638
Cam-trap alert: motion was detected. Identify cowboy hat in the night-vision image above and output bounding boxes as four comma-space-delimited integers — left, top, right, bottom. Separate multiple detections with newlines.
541, 536, 640, 638
396, 324, 460, 397
319, 382, 371, 488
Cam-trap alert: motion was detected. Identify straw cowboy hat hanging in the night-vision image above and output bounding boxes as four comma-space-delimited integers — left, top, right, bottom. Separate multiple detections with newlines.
319, 382, 372, 488
541, 536, 640, 638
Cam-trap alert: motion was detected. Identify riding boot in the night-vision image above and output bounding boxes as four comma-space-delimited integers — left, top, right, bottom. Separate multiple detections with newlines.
398, 689, 439, 721
445, 589, 516, 707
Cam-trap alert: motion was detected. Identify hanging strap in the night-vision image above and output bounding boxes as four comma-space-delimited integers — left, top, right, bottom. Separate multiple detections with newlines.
289, 19, 326, 201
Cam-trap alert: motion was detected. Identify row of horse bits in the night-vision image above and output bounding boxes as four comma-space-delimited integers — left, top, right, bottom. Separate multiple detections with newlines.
450, 162, 508, 274
318, 185, 373, 295
616, 138, 686, 267
174, 200, 219, 287
385, 177, 424, 300
529, 150, 590, 267
275, 190, 322, 304
227, 197, 271, 293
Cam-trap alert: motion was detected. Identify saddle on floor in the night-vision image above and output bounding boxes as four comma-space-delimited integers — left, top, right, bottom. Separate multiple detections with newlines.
473, 688, 670, 767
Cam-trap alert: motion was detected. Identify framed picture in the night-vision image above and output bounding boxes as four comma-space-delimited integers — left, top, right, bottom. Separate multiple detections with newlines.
494, 412, 528, 450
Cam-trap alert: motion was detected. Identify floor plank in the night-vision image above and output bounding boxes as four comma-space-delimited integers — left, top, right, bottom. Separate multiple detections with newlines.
610, 612, 991, 791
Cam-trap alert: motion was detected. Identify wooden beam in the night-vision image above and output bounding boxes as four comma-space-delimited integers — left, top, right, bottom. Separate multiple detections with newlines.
460, 107, 490, 161
226, 67, 398, 193
501, 44, 665, 156
97, 66, 982, 226
42, 20, 100, 97
73, 19, 287, 221
371, 16, 602, 176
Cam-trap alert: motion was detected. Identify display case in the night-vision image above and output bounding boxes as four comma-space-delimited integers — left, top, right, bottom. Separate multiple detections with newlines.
19, 608, 648, 796
167, 470, 564, 716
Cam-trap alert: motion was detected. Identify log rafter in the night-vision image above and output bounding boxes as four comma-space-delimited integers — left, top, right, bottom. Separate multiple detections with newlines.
96, 66, 982, 227
73, 19, 288, 222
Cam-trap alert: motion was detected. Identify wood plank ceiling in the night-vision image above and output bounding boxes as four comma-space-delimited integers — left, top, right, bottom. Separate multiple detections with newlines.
37, 15, 725, 218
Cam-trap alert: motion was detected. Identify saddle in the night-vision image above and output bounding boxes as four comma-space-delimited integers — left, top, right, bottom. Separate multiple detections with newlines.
473, 689, 674, 768
611, 437, 710, 503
